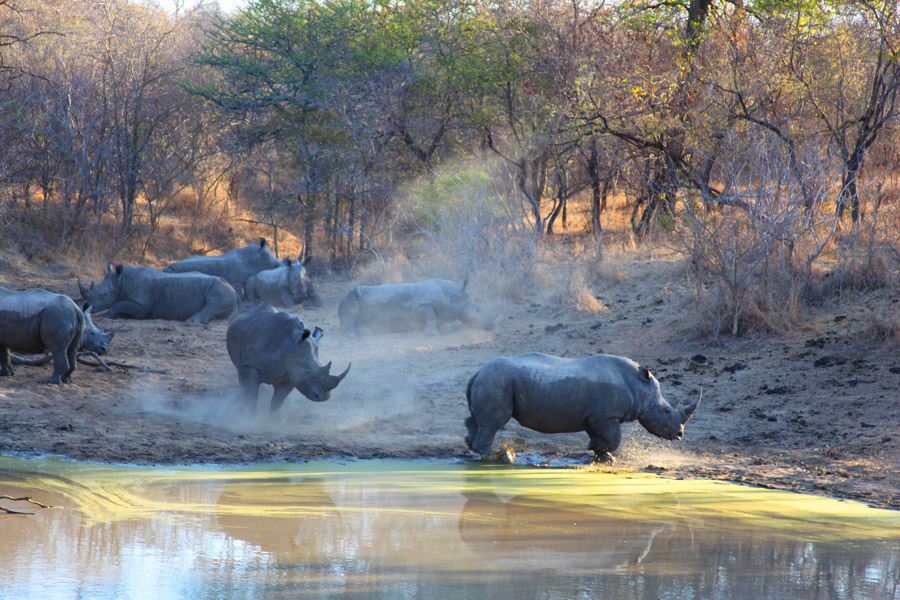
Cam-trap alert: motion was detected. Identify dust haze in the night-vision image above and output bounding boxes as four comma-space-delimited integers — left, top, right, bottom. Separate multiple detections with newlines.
128, 180, 620, 458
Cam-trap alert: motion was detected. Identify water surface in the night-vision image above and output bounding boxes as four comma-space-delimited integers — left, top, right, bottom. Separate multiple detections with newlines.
1, 456, 898, 599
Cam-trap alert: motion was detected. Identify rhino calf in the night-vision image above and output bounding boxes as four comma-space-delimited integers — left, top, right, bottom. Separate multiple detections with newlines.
338, 278, 492, 337
246, 256, 323, 308
465, 353, 700, 462
226, 305, 350, 412
0, 287, 85, 384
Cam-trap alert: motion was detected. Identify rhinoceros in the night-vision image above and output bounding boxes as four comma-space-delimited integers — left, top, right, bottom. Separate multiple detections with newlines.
0, 287, 85, 383
338, 278, 492, 337
80, 306, 116, 355
79, 264, 237, 324
226, 305, 351, 412
465, 352, 700, 462
246, 256, 323, 308
164, 238, 283, 301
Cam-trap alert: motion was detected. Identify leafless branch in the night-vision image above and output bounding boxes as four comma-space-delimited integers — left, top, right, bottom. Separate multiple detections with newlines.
0, 495, 55, 515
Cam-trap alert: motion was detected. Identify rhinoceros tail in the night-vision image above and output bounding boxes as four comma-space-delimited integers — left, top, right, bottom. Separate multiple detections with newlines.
465, 373, 477, 416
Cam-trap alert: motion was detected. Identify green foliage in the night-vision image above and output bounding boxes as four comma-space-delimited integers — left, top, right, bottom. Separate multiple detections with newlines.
410, 168, 495, 230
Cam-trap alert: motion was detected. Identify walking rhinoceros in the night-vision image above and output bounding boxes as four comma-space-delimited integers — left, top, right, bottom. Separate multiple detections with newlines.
226, 305, 351, 412
246, 256, 323, 308
80, 306, 116, 355
465, 352, 700, 462
79, 264, 237, 324
164, 238, 283, 301
0, 287, 85, 384
338, 278, 492, 337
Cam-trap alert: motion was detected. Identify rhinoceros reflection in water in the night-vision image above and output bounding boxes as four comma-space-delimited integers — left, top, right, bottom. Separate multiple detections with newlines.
213, 477, 341, 556
458, 483, 673, 571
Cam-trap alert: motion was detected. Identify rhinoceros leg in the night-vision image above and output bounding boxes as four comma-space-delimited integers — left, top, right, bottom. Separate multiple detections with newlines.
188, 292, 236, 324
464, 416, 479, 450
47, 350, 70, 384
57, 335, 80, 384
104, 300, 150, 319
0, 346, 13, 377
236, 367, 261, 410
338, 292, 360, 338
270, 385, 293, 413
415, 305, 440, 335
585, 416, 622, 463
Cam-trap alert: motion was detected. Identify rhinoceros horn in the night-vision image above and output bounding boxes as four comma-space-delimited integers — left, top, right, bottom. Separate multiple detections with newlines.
78, 276, 91, 299
323, 361, 351, 391
679, 388, 702, 424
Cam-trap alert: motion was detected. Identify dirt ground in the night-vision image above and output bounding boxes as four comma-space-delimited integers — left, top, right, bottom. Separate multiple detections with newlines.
1, 250, 899, 511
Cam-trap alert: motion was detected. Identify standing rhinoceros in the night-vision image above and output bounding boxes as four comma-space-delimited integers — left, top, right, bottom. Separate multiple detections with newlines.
338, 278, 492, 337
226, 305, 350, 412
465, 352, 700, 462
164, 238, 283, 301
0, 287, 85, 384
79, 264, 237, 324
80, 306, 117, 355
246, 256, 323, 308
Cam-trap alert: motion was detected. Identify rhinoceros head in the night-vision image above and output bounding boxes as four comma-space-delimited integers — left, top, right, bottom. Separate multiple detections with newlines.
78, 264, 123, 312
460, 297, 494, 331
287, 326, 350, 402
288, 255, 323, 308
249, 238, 283, 272
80, 305, 117, 355
635, 366, 700, 441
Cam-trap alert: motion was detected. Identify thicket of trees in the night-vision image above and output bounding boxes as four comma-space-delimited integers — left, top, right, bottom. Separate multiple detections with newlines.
1, 0, 898, 334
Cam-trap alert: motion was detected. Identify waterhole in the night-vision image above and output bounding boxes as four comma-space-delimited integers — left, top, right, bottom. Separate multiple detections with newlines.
1, 456, 898, 599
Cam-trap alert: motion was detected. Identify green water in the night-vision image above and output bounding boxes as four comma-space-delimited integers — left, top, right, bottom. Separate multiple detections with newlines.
1, 456, 898, 599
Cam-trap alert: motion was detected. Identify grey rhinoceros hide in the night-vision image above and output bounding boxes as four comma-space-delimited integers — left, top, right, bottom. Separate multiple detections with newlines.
80, 306, 117, 355
79, 264, 237, 324
0, 286, 85, 384
226, 305, 350, 413
338, 278, 492, 337
465, 353, 700, 462
246, 256, 323, 308
164, 238, 282, 300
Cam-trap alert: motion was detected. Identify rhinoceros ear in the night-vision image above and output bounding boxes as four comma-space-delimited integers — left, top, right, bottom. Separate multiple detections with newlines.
312, 327, 323, 341
283, 257, 292, 267
259, 238, 268, 248
300, 329, 311, 341
639, 366, 652, 382
115, 264, 124, 276
107, 263, 115, 274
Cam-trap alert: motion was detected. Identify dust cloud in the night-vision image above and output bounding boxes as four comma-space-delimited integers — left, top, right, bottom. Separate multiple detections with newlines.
136, 321, 491, 451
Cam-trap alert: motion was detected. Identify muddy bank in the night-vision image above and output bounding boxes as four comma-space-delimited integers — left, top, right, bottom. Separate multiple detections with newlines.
1, 257, 899, 510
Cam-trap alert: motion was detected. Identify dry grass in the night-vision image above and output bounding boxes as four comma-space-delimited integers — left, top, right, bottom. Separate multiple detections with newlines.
5, 167, 900, 348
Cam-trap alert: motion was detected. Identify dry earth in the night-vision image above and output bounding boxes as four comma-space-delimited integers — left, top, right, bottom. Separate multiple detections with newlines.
1, 250, 899, 510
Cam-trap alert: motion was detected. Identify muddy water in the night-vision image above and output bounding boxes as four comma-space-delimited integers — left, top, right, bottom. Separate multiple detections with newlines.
1, 457, 899, 600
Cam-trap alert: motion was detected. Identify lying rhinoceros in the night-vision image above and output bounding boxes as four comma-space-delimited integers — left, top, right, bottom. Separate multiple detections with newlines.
226, 305, 351, 412
0, 287, 85, 384
79, 264, 237, 324
338, 278, 492, 337
246, 256, 323, 308
465, 352, 700, 462
164, 238, 283, 301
